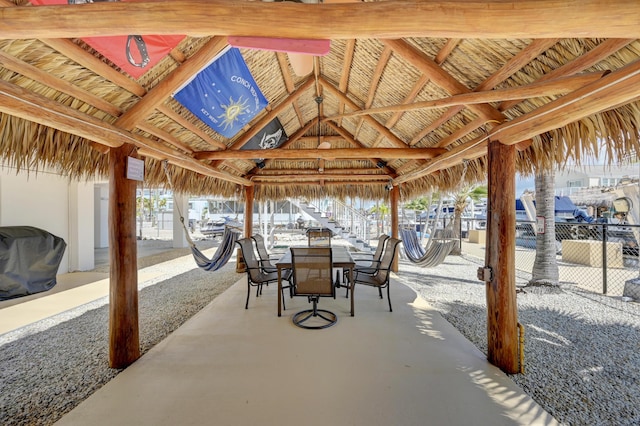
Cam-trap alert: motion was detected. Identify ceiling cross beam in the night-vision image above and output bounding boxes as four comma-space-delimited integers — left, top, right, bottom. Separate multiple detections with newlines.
3, 1, 640, 39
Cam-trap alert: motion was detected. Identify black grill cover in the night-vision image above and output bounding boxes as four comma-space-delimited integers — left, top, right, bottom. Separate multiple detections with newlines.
0, 226, 67, 301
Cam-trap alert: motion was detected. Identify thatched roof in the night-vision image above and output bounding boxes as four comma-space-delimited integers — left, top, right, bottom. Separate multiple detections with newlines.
1, 1, 639, 202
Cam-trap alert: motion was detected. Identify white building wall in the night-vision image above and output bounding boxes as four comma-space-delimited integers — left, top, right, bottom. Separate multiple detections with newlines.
94, 183, 109, 249
0, 167, 96, 273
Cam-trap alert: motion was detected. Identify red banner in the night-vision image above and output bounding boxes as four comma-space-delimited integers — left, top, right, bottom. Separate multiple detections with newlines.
30, 0, 185, 79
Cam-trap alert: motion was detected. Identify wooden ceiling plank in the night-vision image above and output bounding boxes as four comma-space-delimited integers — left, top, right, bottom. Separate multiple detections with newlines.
0, 50, 122, 117
115, 36, 229, 131
5, 1, 640, 39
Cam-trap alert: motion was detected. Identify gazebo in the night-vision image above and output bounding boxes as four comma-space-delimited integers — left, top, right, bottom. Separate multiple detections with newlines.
0, 1, 639, 375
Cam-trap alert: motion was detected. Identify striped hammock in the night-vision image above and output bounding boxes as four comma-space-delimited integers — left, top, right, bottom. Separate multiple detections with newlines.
400, 228, 457, 268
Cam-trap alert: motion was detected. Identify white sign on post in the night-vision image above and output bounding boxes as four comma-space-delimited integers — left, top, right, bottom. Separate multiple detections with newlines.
126, 157, 144, 181
536, 216, 546, 234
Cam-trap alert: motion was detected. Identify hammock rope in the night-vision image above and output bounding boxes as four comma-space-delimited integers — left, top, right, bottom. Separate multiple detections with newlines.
162, 161, 240, 271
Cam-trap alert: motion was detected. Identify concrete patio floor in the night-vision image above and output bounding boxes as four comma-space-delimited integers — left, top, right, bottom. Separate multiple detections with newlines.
53, 271, 557, 426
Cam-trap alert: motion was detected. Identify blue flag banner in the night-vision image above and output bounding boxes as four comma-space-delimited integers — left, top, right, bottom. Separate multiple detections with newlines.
173, 47, 267, 138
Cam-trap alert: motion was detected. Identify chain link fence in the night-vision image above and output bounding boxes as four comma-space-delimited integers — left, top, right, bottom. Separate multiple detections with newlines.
462, 219, 640, 296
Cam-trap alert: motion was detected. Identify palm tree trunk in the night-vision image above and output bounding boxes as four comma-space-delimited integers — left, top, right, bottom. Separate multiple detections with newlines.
531, 168, 560, 285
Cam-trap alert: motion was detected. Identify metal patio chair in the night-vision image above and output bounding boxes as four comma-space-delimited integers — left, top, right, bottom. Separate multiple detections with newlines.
351, 237, 401, 312
290, 247, 337, 329
236, 238, 290, 310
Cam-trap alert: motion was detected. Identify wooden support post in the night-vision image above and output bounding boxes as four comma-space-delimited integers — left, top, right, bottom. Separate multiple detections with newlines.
108, 144, 140, 368
390, 185, 399, 272
485, 138, 519, 374
244, 185, 254, 238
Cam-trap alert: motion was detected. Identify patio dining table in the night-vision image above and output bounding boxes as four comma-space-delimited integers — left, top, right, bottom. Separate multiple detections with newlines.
275, 246, 355, 317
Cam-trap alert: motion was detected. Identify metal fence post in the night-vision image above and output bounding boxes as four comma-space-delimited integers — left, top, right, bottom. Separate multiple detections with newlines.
602, 223, 608, 294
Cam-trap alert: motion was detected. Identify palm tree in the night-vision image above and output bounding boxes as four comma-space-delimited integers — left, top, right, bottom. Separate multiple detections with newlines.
369, 203, 390, 236
404, 196, 431, 238
530, 168, 560, 286
451, 185, 488, 255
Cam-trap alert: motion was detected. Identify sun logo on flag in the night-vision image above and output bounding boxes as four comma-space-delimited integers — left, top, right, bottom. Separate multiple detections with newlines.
218, 96, 250, 132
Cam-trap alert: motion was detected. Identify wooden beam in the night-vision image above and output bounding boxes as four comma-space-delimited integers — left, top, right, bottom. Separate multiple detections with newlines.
329, 72, 608, 120
196, 147, 447, 161
326, 121, 397, 177
0, 77, 251, 186
255, 168, 381, 175
491, 59, 640, 145
211, 76, 316, 170
393, 136, 488, 185
0, 50, 123, 117
382, 39, 506, 124
115, 36, 229, 131
409, 38, 560, 146
108, 143, 140, 368
4, 1, 640, 39
485, 138, 518, 374
251, 174, 389, 182
41, 39, 146, 97
244, 185, 254, 238
499, 38, 635, 111
0, 0, 146, 97
256, 180, 386, 187
321, 79, 410, 149
390, 185, 399, 272
156, 104, 227, 150
336, 39, 356, 127
136, 122, 194, 154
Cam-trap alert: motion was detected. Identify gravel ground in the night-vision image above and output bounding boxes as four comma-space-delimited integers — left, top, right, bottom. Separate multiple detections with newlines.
0, 243, 239, 426
395, 254, 640, 426
1, 239, 639, 425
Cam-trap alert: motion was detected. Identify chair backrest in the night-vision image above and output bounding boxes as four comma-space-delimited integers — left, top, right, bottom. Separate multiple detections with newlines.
251, 234, 271, 263
291, 247, 334, 297
372, 234, 390, 262
374, 238, 401, 283
236, 238, 263, 282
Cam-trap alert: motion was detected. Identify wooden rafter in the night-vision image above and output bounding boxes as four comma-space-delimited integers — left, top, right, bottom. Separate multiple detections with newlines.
328, 71, 609, 120
115, 36, 229, 131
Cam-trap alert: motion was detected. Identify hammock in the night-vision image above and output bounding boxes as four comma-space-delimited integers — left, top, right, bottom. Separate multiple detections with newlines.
188, 224, 240, 271
400, 227, 457, 268
163, 161, 240, 271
